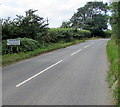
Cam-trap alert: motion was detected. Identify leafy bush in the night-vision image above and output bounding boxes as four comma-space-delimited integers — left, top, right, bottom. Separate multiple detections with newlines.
104, 30, 112, 38
47, 28, 91, 43
2, 28, 92, 55
0, 44, 2, 55
77, 30, 91, 39
2, 38, 40, 54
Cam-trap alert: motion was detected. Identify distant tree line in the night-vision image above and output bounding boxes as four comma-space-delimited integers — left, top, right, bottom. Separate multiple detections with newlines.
61, 2, 110, 37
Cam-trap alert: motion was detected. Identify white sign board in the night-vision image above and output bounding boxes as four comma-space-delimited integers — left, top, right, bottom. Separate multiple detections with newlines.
7, 39, 20, 45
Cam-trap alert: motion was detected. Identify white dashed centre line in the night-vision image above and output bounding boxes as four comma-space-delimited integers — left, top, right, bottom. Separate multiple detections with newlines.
84, 44, 90, 48
16, 60, 63, 87
16, 43, 92, 87
71, 49, 82, 56
71, 44, 91, 56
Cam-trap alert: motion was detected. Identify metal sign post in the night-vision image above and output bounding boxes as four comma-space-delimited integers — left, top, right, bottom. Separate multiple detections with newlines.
7, 39, 20, 53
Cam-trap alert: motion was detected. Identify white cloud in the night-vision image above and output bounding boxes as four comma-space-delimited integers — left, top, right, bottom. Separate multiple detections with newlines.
0, 3, 24, 18
0, 0, 110, 28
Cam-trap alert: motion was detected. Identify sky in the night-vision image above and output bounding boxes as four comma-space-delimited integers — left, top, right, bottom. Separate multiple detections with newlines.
0, 0, 115, 28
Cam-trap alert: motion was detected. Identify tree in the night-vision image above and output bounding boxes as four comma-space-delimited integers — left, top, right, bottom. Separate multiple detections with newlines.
2, 9, 48, 40
110, 2, 120, 43
69, 2, 109, 37
60, 21, 71, 28
2, 17, 17, 40
18, 9, 48, 39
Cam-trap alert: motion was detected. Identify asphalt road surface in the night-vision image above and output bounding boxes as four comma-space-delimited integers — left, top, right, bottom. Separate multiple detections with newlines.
2, 39, 113, 105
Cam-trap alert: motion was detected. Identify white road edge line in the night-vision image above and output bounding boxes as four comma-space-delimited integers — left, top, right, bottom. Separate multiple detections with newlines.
71, 49, 82, 56
16, 60, 63, 87
84, 44, 90, 48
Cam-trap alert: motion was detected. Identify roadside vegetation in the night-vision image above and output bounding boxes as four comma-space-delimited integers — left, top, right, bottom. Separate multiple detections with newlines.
1, 1, 119, 105
106, 2, 120, 105
1, 2, 111, 66
2, 39, 85, 66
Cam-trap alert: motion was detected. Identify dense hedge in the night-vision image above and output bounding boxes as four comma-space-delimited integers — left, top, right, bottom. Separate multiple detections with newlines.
104, 30, 112, 38
47, 28, 91, 43
77, 29, 92, 38
0, 44, 2, 55
2, 29, 92, 55
2, 28, 111, 55
2, 38, 40, 54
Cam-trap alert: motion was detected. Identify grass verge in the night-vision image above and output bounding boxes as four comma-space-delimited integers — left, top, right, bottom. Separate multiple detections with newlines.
2, 40, 85, 67
106, 39, 120, 105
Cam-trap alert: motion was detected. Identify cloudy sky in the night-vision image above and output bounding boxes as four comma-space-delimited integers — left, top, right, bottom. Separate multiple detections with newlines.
0, 0, 113, 28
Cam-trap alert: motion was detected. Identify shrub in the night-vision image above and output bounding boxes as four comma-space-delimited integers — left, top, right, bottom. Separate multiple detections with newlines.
77, 30, 91, 39
2, 38, 40, 54
0, 43, 2, 55
47, 28, 91, 43
104, 30, 112, 38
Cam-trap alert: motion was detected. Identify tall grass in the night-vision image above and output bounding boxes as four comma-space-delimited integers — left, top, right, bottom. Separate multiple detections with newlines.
106, 39, 120, 105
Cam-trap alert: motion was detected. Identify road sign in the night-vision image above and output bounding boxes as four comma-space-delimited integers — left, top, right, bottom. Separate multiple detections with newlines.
7, 39, 20, 45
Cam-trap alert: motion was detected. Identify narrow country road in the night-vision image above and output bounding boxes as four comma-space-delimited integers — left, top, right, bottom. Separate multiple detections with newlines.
2, 39, 113, 105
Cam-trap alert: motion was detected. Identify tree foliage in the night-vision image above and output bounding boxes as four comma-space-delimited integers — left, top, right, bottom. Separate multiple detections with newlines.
110, 2, 120, 43
67, 2, 109, 37
60, 21, 71, 28
2, 9, 48, 40
47, 28, 91, 43
2, 28, 92, 54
